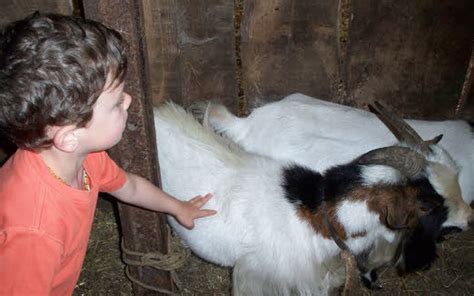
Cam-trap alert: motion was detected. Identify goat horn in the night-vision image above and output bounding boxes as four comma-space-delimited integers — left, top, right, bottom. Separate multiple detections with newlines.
369, 101, 431, 155
356, 146, 426, 178
425, 134, 443, 145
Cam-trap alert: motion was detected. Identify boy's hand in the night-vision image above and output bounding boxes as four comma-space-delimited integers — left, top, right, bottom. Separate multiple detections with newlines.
175, 193, 217, 229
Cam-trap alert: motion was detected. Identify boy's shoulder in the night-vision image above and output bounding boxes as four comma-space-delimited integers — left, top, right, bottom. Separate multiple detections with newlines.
0, 150, 78, 239
84, 151, 127, 192
84, 150, 119, 177
0, 149, 36, 190
0, 150, 50, 232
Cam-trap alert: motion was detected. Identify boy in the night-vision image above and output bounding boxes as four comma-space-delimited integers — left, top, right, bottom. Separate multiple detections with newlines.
0, 12, 216, 295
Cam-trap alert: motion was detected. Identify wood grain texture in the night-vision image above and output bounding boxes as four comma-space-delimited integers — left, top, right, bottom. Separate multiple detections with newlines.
145, 0, 239, 113
240, 0, 340, 108
346, 0, 474, 119
0, 0, 72, 27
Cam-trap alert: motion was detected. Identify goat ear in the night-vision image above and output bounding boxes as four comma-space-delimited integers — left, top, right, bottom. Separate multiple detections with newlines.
383, 205, 415, 230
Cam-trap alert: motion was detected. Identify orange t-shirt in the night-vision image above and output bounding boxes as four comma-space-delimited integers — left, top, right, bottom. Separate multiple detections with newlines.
0, 149, 127, 295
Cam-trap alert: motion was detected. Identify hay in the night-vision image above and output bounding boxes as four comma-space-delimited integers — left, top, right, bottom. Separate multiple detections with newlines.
74, 200, 132, 295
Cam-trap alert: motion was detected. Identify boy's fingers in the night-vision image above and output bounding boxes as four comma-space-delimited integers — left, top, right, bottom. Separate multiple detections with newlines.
188, 193, 217, 220
192, 198, 216, 213
191, 193, 213, 204
195, 199, 212, 209
198, 209, 217, 218
200, 193, 213, 201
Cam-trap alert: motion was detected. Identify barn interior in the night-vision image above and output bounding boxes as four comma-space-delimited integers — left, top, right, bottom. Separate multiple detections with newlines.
0, 0, 473, 295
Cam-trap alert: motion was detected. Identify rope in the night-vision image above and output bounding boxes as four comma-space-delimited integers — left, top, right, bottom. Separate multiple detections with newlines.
322, 201, 359, 295
340, 250, 357, 296
124, 267, 177, 294
120, 236, 191, 294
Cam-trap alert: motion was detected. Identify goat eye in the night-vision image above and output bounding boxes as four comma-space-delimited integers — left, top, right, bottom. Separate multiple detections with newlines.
418, 198, 440, 213
419, 205, 432, 213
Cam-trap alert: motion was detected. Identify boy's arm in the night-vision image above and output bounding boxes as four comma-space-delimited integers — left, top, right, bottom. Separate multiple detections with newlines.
110, 172, 216, 229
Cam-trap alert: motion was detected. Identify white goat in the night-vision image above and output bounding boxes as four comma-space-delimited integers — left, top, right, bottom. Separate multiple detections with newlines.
203, 93, 473, 224
198, 93, 474, 286
154, 101, 453, 295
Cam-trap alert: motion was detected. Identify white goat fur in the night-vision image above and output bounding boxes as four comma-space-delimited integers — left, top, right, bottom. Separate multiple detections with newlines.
204, 93, 473, 230
153, 102, 407, 295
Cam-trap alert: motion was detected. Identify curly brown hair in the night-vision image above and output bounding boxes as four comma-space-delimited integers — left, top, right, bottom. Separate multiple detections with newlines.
0, 12, 127, 149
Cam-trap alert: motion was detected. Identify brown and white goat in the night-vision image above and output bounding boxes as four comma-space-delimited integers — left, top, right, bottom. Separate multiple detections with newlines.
153, 101, 449, 295
196, 95, 473, 288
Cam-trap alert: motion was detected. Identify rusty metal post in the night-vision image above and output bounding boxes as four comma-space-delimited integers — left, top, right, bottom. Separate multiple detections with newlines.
82, 0, 173, 294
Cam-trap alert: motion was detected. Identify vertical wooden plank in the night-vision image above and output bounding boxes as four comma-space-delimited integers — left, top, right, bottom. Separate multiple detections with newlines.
142, 0, 181, 107
145, 0, 238, 113
240, 0, 340, 108
176, 0, 238, 111
0, 0, 73, 27
83, 0, 173, 295
347, 0, 474, 119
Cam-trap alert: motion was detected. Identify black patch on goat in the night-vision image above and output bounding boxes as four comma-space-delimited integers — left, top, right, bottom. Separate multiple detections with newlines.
282, 163, 363, 210
401, 177, 448, 273
324, 164, 364, 199
282, 165, 325, 210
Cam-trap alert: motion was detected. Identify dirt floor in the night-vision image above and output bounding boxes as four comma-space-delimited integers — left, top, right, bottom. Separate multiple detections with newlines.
73, 198, 474, 296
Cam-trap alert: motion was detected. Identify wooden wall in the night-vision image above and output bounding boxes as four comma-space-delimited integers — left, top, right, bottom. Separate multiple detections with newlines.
346, 1, 474, 119
0, 0, 73, 27
143, 0, 240, 113
1, 0, 473, 159
145, 0, 473, 120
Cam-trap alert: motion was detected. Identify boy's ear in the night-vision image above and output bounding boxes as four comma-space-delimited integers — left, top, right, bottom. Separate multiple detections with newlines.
52, 125, 80, 152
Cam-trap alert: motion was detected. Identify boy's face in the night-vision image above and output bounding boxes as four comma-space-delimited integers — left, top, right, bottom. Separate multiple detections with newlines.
80, 78, 132, 152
